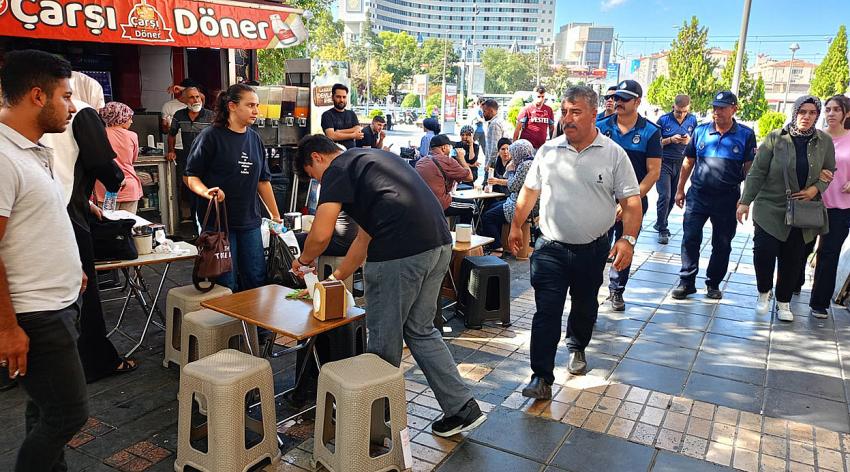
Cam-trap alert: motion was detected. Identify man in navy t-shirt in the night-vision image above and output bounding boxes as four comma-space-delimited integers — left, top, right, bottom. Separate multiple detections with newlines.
290, 134, 486, 439
654, 94, 698, 244
596, 80, 661, 311
596, 85, 617, 122
672, 91, 756, 300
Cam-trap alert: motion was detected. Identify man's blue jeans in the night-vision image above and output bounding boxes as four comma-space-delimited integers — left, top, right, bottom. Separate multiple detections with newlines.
15, 305, 89, 472
655, 158, 682, 234
530, 236, 609, 385
217, 226, 266, 292
363, 244, 472, 417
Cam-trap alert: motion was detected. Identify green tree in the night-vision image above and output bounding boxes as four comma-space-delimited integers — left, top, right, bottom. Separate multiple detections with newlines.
377, 31, 418, 94
417, 39, 460, 83
740, 75, 769, 121
543, 65, 574, 100
757, 110, 787, 139
401, 93, 420, 108
811, 25, 850, 98
480, 48, 535, 94
425, 93, 442, 115
647, 17, 718, 112
257, 0, 339, 84
368, 109, 384, 119
647, 75, 673, 111
506, 97, 525, 127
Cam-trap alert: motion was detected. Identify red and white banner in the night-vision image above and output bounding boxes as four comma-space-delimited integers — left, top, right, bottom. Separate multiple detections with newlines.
0, 0, 305, 49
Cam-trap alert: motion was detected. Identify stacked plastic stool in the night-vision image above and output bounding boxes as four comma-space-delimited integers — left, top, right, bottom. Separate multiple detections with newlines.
312, 353, 408, 472
180, 309, 258, 367
163, 284, 232, 368
175, 349, 279, 472
458, 255, 511, 329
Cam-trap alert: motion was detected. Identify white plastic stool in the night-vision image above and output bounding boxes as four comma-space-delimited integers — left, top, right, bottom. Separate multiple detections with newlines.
175, 349, 279, 472
313, 353, 408, 472
163, 285, 232, 368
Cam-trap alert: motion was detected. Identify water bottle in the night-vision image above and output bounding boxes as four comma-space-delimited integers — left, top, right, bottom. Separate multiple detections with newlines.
103, 191, 118, 211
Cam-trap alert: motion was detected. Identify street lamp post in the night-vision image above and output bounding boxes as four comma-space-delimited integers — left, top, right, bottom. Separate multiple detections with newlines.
730, 0, 752, 96
536, 37, 544, 85
365, 41, 371, 118
460, 39, 468, 121
783, 42, 800, 113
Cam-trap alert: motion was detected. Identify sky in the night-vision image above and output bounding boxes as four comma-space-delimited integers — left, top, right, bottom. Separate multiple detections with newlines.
557, 0, 850, 64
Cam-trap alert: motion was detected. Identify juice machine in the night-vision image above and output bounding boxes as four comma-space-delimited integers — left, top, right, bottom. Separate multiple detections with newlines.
251, 82, 311, 217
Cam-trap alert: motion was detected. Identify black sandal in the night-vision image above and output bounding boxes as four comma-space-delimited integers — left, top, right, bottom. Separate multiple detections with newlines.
114, 358, 138, 374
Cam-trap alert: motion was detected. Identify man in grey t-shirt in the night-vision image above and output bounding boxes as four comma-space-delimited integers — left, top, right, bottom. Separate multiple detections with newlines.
509, 86, 643, 400
0, 50, 89, 472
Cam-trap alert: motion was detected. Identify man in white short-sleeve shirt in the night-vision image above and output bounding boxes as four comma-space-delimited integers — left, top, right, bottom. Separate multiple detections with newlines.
0, 49, 90, 472
509, 86, 643, 400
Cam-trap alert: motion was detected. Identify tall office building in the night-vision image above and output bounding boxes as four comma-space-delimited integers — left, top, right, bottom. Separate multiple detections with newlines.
339, 0, 556, 61
553, 23, 614, 69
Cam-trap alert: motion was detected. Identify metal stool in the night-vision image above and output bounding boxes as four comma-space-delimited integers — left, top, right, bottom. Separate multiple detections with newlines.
163, 285, 232, 368
313, 354, 408, 472
175, 349, 279, 472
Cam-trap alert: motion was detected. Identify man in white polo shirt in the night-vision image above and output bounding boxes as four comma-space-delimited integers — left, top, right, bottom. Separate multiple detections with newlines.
509, 86, 643, 399
0, 50, 89, 472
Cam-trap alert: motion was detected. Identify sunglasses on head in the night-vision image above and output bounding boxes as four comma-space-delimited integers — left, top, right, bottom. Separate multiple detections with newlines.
613, 95, 634, 103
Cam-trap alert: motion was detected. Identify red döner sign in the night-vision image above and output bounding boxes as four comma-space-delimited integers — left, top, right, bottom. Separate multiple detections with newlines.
0, 0, 305, 49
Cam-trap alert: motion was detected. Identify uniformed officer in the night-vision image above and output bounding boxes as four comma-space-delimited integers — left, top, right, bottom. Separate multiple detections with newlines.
654, 94, 698, 244
672, 91, 756, 300
597, 80, 661, 311
597, 86, 617, 122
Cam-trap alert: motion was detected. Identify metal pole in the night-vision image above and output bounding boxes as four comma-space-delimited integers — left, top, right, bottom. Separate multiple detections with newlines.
460, 41, 466, 121
441, 38, 448, 130
537, 47, 541, 85
366, 50, 371, 117
783, 46, 798, 113
730, 0, 752, 95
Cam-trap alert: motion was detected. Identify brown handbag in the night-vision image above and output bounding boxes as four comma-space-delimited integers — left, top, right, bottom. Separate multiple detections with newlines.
193, 197, 232, 292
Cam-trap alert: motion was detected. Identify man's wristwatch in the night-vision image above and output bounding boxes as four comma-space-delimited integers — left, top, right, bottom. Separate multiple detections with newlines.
620, 235, 637, 246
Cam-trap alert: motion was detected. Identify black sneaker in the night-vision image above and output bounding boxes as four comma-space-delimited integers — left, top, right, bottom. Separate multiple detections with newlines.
811, 307, 829, 319
671, 284, 696, 300
657, 233, 669, 245
431, 398, 487, 437
609, 292, 626, 311
705, 286, 723, 300
521, 376, 552, 399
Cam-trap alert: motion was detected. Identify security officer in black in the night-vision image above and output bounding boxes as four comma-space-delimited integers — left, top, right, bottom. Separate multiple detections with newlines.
672, 91, 756, 300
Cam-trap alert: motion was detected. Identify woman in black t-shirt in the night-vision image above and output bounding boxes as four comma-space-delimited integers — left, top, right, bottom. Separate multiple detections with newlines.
185, 84, 282, 291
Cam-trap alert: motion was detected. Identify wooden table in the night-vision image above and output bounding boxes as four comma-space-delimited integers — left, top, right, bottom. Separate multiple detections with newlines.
95, 242, 197, 357
202, 285, 365, 426
451, 189, 506, 231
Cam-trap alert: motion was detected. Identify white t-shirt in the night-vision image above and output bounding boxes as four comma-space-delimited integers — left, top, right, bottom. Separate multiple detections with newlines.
0, 123, 82, 314
524, 132, 640, 244
162, 99, 187, 150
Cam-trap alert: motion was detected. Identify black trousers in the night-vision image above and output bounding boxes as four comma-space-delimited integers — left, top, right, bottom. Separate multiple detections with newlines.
753, 224, 807, 303
15, 305, 89, 472
811, 208, 850, 310
529, 236, 609, 384
72, 220, 123, 383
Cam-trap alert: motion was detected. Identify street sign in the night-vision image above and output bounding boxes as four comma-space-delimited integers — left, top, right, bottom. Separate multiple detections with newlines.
470, 68, 485, 95
605, 63, 621, 88
445, 84, 457, 122
413, 74, 429, 96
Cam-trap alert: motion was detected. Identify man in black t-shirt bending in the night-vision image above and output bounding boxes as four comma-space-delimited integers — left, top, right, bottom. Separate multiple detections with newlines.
320, 84, 362, 149
291, 134, 486, 438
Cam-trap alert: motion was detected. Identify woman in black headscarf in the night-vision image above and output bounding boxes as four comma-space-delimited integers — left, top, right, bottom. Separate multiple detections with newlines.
737, 95, 836, 323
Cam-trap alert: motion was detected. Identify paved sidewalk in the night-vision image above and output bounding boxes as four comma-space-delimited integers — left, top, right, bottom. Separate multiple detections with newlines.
2, 196, 849, 472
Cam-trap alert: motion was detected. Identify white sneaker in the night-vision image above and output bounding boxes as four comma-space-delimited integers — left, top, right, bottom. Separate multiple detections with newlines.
755, 292, 772, 315
776, 302, 794, 322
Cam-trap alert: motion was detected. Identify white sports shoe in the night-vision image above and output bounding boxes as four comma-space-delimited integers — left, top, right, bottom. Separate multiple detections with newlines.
755, 292, 772, 316
776, 302, 794, 322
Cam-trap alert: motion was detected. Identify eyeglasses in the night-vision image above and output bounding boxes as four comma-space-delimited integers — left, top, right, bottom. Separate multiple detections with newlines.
613, 95, 634, 103
604, 95, 615, 101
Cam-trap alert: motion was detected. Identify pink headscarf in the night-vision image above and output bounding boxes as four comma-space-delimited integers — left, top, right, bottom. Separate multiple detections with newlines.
99, 101, 134, 127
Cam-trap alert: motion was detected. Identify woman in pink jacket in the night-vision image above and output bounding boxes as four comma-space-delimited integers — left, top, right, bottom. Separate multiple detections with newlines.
95, 102, 143, 212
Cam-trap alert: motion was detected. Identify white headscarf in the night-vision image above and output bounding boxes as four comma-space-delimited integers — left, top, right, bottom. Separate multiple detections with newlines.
70, 71, 105, 110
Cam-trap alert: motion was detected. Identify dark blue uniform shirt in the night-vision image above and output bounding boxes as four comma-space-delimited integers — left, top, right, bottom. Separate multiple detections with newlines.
684, 120, 756, 193
597, 114, 662, 184
656, 112, 698, 161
